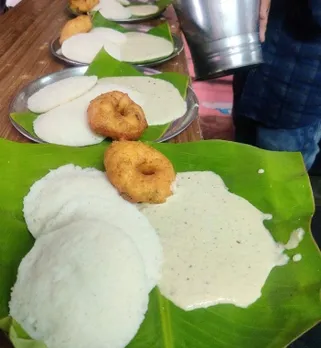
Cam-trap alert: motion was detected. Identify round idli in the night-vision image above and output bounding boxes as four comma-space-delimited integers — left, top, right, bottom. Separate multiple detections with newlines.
61, 32, 121, 64
44, 196, 163, 291
117, 0, 129, 5
97, 0, 131, 20
23, 164, 163, 291
32, 82, 145, 146
23, 165, 118, 237
9, 220, 149, 348
27, 75, 98, 113
90, 27, 127, 44
122, 32, 174, 63
97, 76, 187, 125
33, 96, 105, 146
129, 5, 159, 17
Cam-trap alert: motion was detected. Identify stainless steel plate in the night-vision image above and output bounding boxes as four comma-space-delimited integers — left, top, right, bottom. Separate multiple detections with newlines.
67, 3, 167, 23
51, 32, 184, 68
9, 66, 199, 144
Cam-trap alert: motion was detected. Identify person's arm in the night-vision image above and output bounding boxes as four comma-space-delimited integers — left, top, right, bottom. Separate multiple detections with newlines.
259, 0, 271, 42
310, 0, 321, 26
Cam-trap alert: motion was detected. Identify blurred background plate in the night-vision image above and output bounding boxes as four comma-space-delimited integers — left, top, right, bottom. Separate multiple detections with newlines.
51, 30, 183, 68
66, 2, 168, 23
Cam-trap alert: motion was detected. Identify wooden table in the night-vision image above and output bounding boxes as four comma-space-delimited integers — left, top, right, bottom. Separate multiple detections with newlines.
0, 0, 202, 144
0, 1, 201, 346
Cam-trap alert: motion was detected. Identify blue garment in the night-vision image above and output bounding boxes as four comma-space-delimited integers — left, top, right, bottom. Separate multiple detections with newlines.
233, 115, 321, 170
234, 0, 321, 129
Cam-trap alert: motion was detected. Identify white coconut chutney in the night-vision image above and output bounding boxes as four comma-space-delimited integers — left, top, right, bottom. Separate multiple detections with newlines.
284, 228, 305, 250
129, 5, 159, 17
10, 220, 149, 348
121, 32, 174, 63
139, 171, 289, 310
23, 164, 163, 291
27, 75, 97, 113
293, 254, 302, 262
97, 76, 187, 125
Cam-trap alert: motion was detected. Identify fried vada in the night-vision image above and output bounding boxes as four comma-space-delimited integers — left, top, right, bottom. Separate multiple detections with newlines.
59, 15, 93, 45
104, 141, 176, 204
88, 91, 148, 141
69, 0, 99, 13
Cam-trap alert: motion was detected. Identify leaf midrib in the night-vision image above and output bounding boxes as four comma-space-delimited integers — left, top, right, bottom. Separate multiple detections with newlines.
158, 289, 174, 348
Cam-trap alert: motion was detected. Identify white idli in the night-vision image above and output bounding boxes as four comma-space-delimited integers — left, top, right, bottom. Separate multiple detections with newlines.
27, 75, 97, 113
33, 95, 105, 146
97, 76, 187, 125
9, 220, 149, 348
32, 82, 145, 146
45, 196, 163, 291
96, 0, 131, 20
89, 81, 146, 106
129, 4, 159, 17
23, 164, 163, 291
23, 165, 118, 237
61, 32, 121, 64
90, 27, 127, 44
122, 32, 174, 63
117, 0, 130, 5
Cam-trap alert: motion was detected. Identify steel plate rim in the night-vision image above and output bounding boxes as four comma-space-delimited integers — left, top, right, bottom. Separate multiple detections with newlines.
50, 33, 183, 68
66, 5, 167, 23
9, 66, 199, 145
156, 87, 199, 143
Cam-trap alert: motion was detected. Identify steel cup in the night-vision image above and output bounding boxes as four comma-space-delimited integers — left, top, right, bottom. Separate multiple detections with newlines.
173, 0, 263, 80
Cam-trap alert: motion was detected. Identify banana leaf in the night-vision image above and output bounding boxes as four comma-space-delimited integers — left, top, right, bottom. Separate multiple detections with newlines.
91, 13, 175, 64
92, 12, 174, 44
0, 138, 320, 348
10, 49, 189, 144
90, 16, 175, 64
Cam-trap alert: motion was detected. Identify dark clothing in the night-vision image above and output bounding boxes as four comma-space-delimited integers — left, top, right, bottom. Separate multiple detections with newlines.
0, 1, 7, 14
234, 0, 321, 129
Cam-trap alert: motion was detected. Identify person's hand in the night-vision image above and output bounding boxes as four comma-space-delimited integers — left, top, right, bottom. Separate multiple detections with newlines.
259, 0, 271, 42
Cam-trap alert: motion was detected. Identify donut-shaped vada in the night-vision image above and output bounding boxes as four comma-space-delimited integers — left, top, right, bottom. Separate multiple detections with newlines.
69, 0, 99, 13
104, 141, 176, 204
59, 15, 93, 44
88, 91, 148, 141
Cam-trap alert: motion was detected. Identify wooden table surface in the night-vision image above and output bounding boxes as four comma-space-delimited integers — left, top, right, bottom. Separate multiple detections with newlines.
0, 1, 201, 346
0, 0, 202, 144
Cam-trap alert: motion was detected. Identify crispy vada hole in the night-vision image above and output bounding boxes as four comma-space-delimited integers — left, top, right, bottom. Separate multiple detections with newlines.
137, 163, 157, 176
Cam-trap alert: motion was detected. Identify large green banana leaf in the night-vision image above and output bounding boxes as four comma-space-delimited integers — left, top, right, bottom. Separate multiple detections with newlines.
0, 138, 320, 348
10, 49, 189, 143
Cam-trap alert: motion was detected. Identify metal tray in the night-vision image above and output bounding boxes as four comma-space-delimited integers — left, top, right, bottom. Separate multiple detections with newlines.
9, 66, 199, 144
51, 30, 184, 68
67, 3, 167, 23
